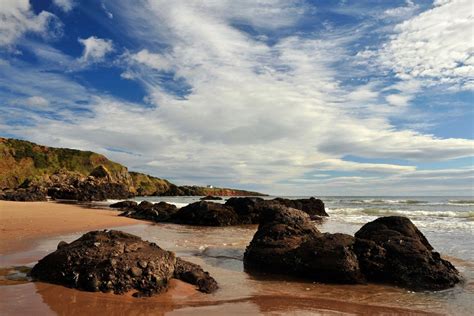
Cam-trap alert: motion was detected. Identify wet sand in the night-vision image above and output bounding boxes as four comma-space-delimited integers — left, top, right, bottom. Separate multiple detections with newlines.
0, 201, 471, 315
0, 201, 140, 255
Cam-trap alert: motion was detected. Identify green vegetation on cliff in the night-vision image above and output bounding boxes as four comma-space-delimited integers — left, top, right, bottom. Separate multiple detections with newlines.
0, 138, 265, 197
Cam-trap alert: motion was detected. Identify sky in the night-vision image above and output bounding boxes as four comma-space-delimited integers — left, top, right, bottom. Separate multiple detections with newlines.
0, 0, 473, 196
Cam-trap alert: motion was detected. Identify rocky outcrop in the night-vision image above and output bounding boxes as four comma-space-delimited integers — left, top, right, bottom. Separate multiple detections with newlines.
30, 230, 218, 297
120, 201, 178, 222
244, 208, 461, 291
244, 205, 364, 283
0, 186, 47, 201
354, 216, 461, 291
109, 200, 138, 209
224, 197, 266, 224
272, 197, 327, 217
47, 176, 133, 202
200, 195, 223, 201
173, 257, 218, 293
0, 138, 265, 201
116, 197, 327, 226
173, 201, 239, 226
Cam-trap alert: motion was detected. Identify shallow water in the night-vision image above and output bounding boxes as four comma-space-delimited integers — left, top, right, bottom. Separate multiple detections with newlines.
1, 196, 474, 315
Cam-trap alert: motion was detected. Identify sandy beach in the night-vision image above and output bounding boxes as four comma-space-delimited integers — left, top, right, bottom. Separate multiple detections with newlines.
0, 201, 140, 255
0, 200, 471, 315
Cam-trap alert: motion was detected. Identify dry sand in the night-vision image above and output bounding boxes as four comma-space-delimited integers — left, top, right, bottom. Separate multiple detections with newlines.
0, 201, 140, 255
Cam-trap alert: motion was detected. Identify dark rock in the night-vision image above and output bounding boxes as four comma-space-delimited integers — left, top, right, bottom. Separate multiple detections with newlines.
354, 216, 461, 291
120, 202, 178, 222
244, 205, 364, 283
200, 195, 223, 201
173, 257, 219, 293
57, 241, 68, 250
172, 201, 238, 226
48, 177, 132, 202
272, 197, 328, 217
109, 200, 138, 209
0, 186, 47, 201
137, 201, 154, 211
89, 165, 112, 180
30, 230, 218, 297
224, 197, 266, 224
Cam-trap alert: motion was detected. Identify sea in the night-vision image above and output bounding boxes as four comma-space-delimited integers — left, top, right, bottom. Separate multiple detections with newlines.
2, 195, 473, 315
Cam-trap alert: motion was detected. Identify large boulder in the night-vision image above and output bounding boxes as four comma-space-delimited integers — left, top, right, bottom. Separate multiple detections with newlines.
120, 202, 178, 222
200, 195, 223, 201
48, 177, 132, 201
0, 186, 47, 201
354, 216, 461, 291
30, 230, 217, 297
244, 205, 364, 283
109, 200, 138, 209
224, 197, 266, 224
272, 197, 328, 217
172, 201, 239, 226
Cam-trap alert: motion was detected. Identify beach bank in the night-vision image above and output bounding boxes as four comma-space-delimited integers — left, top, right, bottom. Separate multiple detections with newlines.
0, 201, 140, 255
0, 200, 472, 315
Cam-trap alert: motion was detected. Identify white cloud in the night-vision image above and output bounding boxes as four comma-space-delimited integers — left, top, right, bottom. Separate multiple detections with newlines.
375, 0, 474, 89
25, 96, 49, 107
382, 0, 418, 20
385, 94, 411, 107
1, 0, 473, 195
0, 0, 61, 47
129, 49, 174, 72
78, 36, 114, 63
53, 0, 75, 13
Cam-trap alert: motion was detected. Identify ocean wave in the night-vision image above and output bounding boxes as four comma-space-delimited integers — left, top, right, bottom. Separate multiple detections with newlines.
448, 200, 474, 205
327, 207, 474, 219
345, 199, 428, 205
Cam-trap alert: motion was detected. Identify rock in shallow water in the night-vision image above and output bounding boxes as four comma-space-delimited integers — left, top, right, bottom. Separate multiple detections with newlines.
115, 196, 327, 226
354, 216, 461, 291
244, 205, 364, 283
244, 207, 461, 291
30, 230, 217, 297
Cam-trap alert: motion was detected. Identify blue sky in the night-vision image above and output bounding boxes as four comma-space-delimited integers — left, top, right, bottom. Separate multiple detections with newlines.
0, 0, 473, 195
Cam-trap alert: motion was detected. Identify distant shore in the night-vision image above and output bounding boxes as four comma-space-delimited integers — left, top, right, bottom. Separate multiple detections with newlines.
0, 201, 141, 255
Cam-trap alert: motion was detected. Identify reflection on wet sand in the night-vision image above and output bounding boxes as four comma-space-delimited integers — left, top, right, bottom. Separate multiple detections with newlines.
1, 221, 473, 315
0, 281, 437, 316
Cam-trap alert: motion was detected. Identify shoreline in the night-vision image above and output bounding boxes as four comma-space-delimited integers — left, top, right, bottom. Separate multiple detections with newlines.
0, 201, 142, 255
0, 200, 469, 315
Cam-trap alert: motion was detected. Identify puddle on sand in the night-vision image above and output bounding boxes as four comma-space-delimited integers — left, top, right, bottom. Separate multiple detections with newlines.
0, 266, 31, 286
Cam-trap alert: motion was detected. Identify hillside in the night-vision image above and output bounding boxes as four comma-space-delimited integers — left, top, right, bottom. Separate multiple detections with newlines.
0, 137, 265, 200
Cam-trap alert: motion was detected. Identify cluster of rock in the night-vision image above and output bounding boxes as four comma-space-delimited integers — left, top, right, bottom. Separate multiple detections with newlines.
30, 203, 461, 296
0, 166, 132, 202
112, 197, 328, 226
244, 205, 461, 291
30, 230, 218, 297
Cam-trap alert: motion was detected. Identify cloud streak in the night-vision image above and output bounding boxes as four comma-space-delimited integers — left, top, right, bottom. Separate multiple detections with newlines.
0, 0, 472, 195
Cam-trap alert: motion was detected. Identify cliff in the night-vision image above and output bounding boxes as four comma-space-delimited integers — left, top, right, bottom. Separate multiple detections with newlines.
0, 137, 265, 200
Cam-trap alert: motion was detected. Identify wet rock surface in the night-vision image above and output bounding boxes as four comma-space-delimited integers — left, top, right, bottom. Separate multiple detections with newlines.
120, 201, 178, 222
30, 230, 218, 297
244, 205, 364, 283
244, 207, 461, 291
173, 201, 239, 226
0, 186, 47, 201
354, 216, 461, 291
200, 195, 223, 201
47, 176, 132, 202
115, 197, 327, 226
272, 197, 328, 217
109, 200, 138, 209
